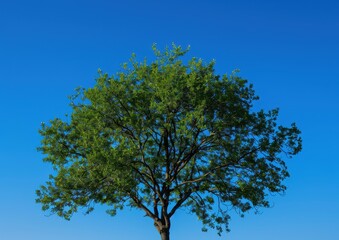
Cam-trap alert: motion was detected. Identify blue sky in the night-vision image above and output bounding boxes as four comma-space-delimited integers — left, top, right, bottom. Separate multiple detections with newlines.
0, 0, 338, 239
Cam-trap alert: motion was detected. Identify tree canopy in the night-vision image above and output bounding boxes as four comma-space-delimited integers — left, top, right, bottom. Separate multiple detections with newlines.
36, 45, 302, 240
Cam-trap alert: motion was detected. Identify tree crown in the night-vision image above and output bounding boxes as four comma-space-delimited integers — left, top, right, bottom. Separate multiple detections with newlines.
37, 44, 302, 235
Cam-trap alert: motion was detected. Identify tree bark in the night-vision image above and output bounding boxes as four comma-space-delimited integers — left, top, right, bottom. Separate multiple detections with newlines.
155, 220, 170, 240
160, 228, 170, 240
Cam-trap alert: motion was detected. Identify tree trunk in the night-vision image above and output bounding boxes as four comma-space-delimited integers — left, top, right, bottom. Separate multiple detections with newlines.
160, 228, 170, 240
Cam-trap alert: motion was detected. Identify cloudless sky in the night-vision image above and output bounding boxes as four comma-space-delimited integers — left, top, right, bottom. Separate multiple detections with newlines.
0, 0, 338, 239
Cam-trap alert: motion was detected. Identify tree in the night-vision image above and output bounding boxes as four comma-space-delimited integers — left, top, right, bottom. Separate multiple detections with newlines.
36, 45, 302, 240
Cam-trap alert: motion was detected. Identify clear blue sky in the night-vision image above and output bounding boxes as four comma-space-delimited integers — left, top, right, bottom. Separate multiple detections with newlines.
0, 0, 338, 239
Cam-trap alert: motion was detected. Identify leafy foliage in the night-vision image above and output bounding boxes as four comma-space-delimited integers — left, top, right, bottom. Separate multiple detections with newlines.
37, 44, 302, 237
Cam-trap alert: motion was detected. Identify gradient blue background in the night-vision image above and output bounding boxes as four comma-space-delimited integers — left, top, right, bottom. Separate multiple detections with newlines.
0, 0, 338, 239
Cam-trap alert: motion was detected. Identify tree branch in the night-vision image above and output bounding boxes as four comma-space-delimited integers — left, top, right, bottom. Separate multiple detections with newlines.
168, 189, 192, 217
130, 195, 157, 219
